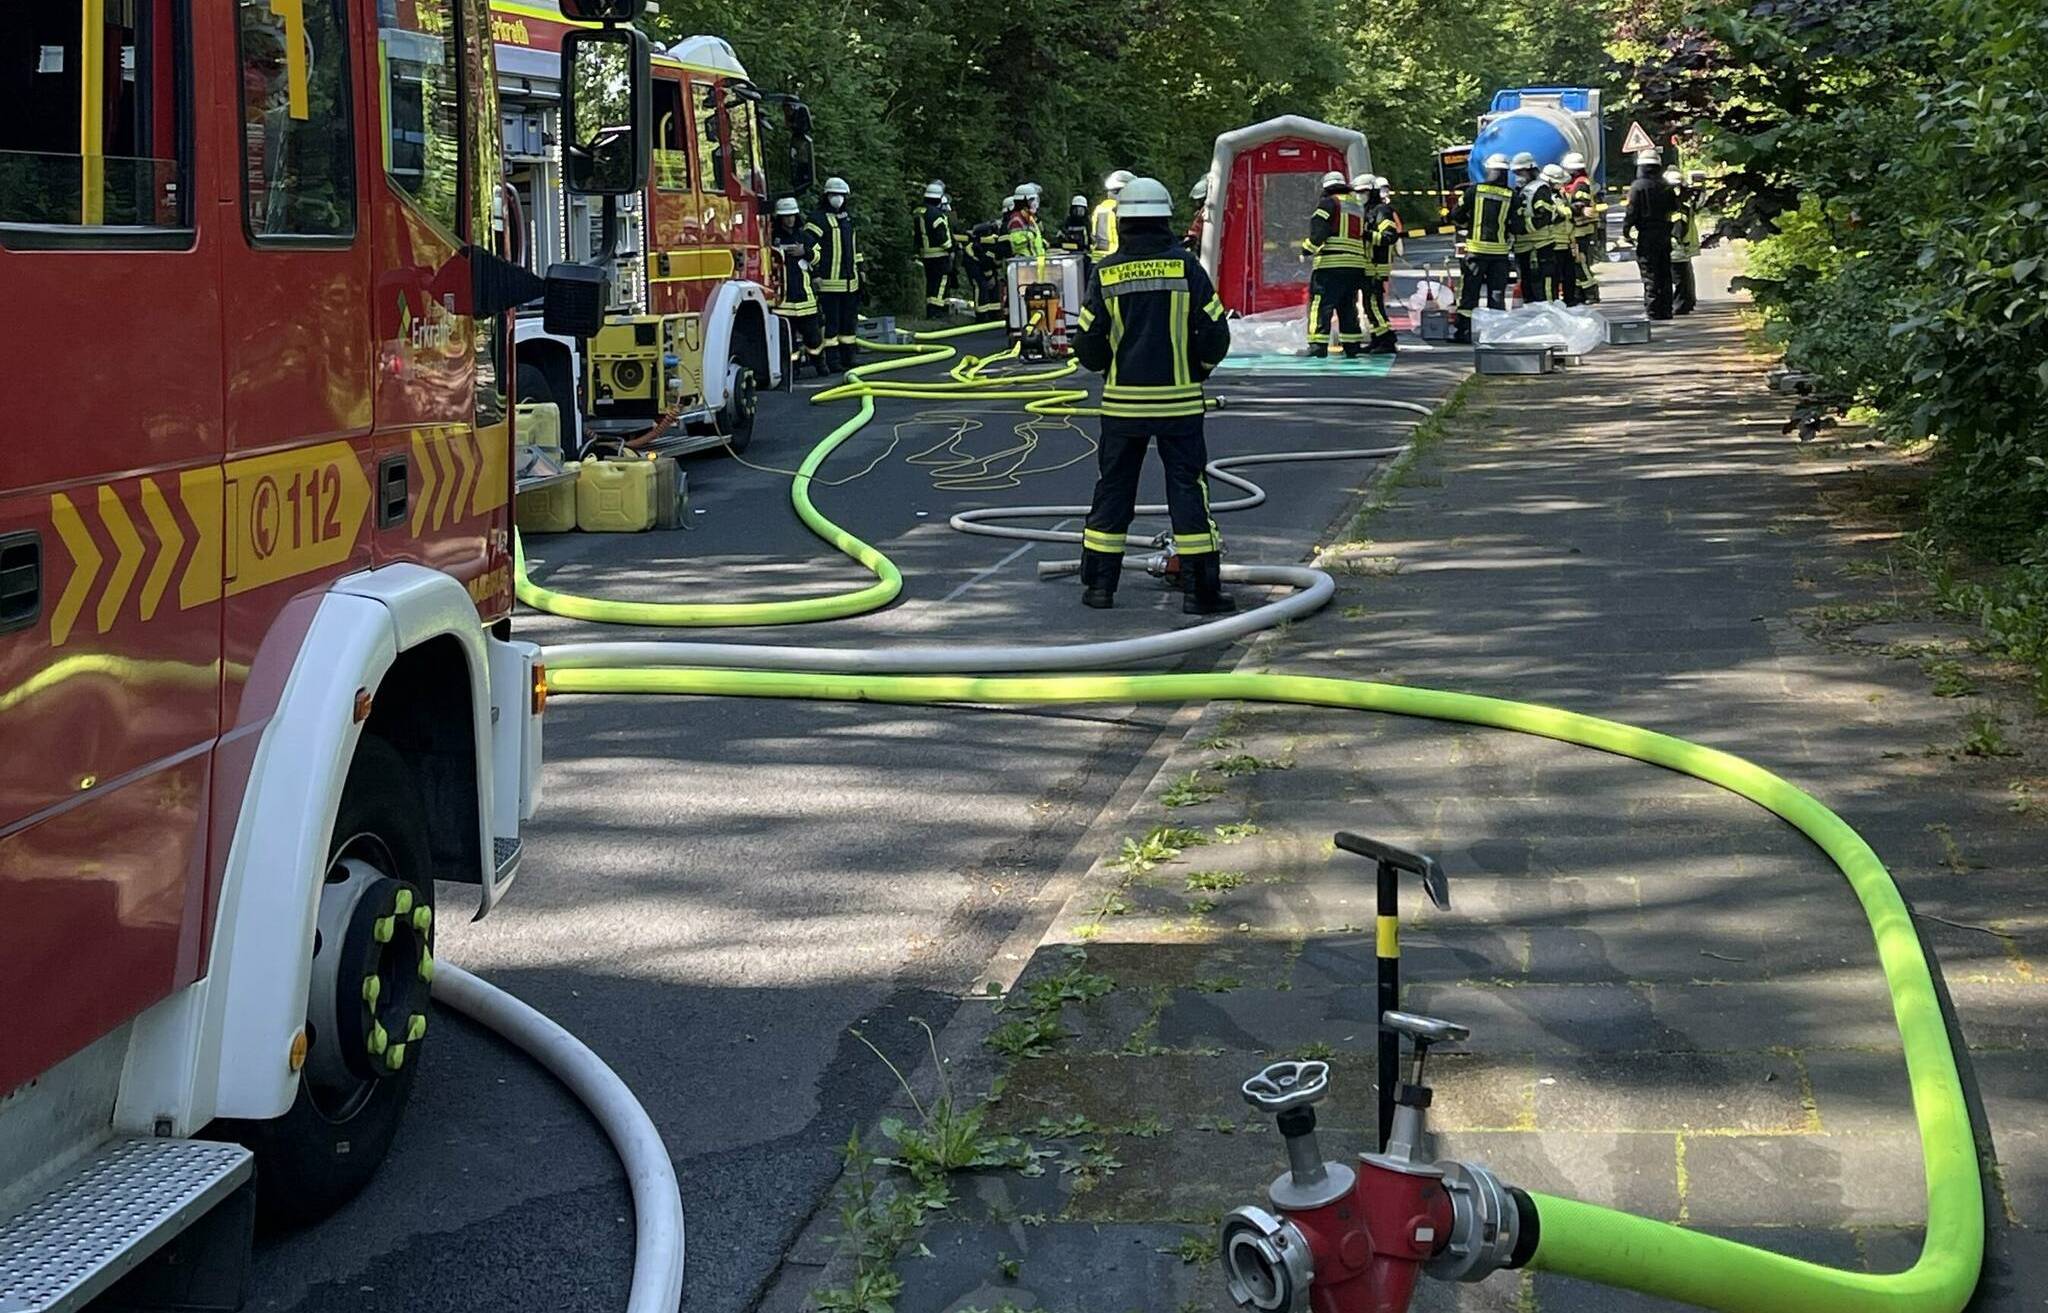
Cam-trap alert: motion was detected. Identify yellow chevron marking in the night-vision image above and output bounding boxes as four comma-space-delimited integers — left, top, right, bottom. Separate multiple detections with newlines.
410, 429, 436, 536
473, 421, 509, 513
449, 427, 476, 526
138, 477, 183, 621
96, 486, 143, 633
178, 467, 223, 609
48, 493, 102, 648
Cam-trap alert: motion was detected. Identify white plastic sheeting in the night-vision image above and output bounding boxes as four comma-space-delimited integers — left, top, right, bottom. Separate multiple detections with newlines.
1229, 307, 1312, 355
1472, 303, 1608, 356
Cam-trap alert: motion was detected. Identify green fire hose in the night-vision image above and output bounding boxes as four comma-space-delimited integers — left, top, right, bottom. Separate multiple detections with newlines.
523, 326, 1984, 1312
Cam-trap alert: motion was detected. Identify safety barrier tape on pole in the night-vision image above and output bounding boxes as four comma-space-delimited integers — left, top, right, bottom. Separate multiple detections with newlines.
537, 667, 1981, 1313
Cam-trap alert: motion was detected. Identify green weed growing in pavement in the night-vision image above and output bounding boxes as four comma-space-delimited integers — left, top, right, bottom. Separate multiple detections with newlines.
859, 1023, 1040, 1187
2011, 781, 2040, 816
1087, 888, 1134, 919
1298, 1041, 1336, 1060
1109, 824, 1211, 874
1161, 1232, 1221, 1265
1191, 975, 1244, 993
1924, 657, 1980, 698
1213, 821, 1263, 842
1161, 770, 1223, 807
1213, 753, 1289, 778
814, 1128, 921, 1313
985, 1013, 1065, 1059
1117, 1112, 1169, 1138
1959, 709, 2021, 758
1030, 1113, 1100, 1138
1185, 869, 1248, 893
996, 1252, 1022, 1280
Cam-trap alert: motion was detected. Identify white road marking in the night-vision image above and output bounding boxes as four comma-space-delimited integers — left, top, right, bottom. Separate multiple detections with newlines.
940, 518, 1073, 603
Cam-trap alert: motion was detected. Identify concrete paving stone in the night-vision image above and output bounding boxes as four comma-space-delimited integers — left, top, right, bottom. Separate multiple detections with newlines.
1152, 985, 1379, 1054
1991, 1131, 2048, 1229
1059, 1131, 1286, 1224
1530, 1051, 1814, 1134
1796, 1047, 1917, 1137
889, 1219, 1232, 1312
988, 1053, 1256, 1136
1529, 1227, 1867, 1313
1950, 983, 2048, 1052
1295, 924, 1528, 986
1427, 1131, 1681, 1218
1951, 1223, 2048, 1309
1681, 1134, 1928, 1226
1647, 977, 1904, 1052
1400, 981, 1687, 1054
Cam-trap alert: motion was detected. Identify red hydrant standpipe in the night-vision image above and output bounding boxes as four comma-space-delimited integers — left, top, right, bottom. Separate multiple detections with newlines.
1223, 1015, 1532, 1313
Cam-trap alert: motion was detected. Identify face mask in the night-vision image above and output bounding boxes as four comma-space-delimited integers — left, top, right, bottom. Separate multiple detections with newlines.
828, 195, 845, 210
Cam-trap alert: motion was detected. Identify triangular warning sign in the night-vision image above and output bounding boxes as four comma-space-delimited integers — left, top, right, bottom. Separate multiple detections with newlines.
1621, 121, 1656, 156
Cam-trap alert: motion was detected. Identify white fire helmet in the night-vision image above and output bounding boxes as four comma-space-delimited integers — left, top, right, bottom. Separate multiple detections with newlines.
1636, 149, 1663, 166
1070, 193, 1088, 209
923, 180, 945, 200
1190, 176, 1210, 201
1509, 151, 1537, 173
1319, 170, 1348, 191
774, 197, 800, 217
1105, 169, 1134, 194
823, 176, 850, 196
1483, 153, 1510, 172
1541, 163, 1568, 184
1561, 152, 1587, 173
1350, 173, 1373, 191
1116, 177, 1173, 218
1663, 169, 1682, 186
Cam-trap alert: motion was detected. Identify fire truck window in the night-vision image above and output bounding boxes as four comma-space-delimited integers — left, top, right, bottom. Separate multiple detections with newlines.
0, 1, 189, 241
237, 0, 355, 240
378, 0, 463, 236
693, 81, 726, 195
728, 100, 764, 199
652, 77, 687, 192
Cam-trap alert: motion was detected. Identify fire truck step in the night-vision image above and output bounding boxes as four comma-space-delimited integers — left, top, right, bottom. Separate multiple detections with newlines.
0, 1137, 252, 1313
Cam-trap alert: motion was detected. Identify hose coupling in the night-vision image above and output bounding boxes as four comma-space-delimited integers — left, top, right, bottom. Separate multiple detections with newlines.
1220, 1206, 1314, 1312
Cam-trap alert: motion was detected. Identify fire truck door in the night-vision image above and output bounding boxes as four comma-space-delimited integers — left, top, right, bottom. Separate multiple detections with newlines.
365, 0, 507, 607
0, 0, 226, 1093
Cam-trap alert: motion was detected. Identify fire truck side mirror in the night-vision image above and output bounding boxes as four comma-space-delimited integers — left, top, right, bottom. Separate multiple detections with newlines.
562, 27, 652, 197
557, 0, 643, 22
542, 263, 611, 340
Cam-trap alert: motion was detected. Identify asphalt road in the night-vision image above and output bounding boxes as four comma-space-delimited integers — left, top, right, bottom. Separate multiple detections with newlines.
244, 326, 1466, 1313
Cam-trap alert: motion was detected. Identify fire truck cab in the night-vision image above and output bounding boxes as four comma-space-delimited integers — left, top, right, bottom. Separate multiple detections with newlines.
494, 2, 813, 460
0, 0, 618, 1303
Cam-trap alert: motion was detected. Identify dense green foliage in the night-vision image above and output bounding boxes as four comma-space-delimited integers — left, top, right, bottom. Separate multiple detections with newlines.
645, 0, 1612, 311
1627, 0, 2048, 693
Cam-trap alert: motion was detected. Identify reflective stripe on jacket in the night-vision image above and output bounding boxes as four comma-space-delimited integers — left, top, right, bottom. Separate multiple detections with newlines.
1304, 194, 1369, 271
1455, 183, 1514, 255
813, 210, 860, 292
1072, 240, 1232, 420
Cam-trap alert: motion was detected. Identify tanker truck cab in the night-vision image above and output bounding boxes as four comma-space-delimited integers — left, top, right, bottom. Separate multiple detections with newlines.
0, 1, 639, 1301
497, 4, 813, 461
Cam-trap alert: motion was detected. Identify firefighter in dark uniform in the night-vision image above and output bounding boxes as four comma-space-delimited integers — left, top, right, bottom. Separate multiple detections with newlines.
1362, 178, 1401, 354
1622, 150, 1678, 319
915, 180, 953, 318
1669, 169, 1702, 315
812, 176, 862, 372
1452, 153, 1515, 343
970, 213, 1007, 321
1304, 171, 1369, 358
1184, 176, 1210, 249
1059, 195, 1091, 255
1539, 163, 1576, 304
1072, 177, 1235, 615
1559, 151, 1599, 305
771, 197, 826, 379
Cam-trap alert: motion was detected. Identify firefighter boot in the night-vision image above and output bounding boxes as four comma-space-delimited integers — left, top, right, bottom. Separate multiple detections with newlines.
1182, 553, 1238, 615
1080, 548, 1123, 609
1342, 342, 1365, 358
1307, 343, 1329, 359
1452, 314, 1473, 345
1369, 331, 1399, 355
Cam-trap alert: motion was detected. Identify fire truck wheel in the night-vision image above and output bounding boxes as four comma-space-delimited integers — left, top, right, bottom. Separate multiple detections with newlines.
516, 362, 555, 410
718, 360, 758, 454
232, 734, 435, 1229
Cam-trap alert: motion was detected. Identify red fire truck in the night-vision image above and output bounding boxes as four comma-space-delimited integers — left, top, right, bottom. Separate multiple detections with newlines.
494, 1, 814, 458
0, 1, 632, 1302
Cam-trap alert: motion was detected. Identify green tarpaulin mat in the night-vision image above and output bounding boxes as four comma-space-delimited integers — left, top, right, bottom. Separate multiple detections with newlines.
1211, 355, 1396, 376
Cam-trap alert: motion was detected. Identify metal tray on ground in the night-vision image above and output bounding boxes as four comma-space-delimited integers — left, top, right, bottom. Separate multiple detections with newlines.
1605, 316, 1653, 344
1474, 343, 1557, 375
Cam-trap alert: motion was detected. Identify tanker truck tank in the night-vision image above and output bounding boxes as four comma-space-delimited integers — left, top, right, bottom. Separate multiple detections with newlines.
1467, 87, 1605, 189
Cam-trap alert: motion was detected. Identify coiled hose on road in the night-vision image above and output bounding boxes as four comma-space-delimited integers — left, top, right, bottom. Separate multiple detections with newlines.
517, 325, 1984, 1312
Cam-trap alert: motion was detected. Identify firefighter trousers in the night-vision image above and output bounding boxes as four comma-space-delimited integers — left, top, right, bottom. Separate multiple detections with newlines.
1080, 418, 1218, 596
1307, 268, 1366, 353
1361, 275, 1394, 345
1674, 259, 1696, 315
922, 257, 951, 314
776, 308, 824, 377
1454, 254, 1511, 339
1635, 230, 1675, 319
1552, 246, 1581, 307
819, 291, 860, 368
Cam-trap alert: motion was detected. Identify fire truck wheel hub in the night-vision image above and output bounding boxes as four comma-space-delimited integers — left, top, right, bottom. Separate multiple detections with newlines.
305, 854, 433, 1109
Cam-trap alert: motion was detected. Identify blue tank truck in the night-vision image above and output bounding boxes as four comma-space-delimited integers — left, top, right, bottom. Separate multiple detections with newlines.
1466, 87, 1609, 187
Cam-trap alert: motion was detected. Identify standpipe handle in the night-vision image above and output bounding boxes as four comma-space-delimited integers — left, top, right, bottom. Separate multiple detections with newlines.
1241, 1059, 1331, 1113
